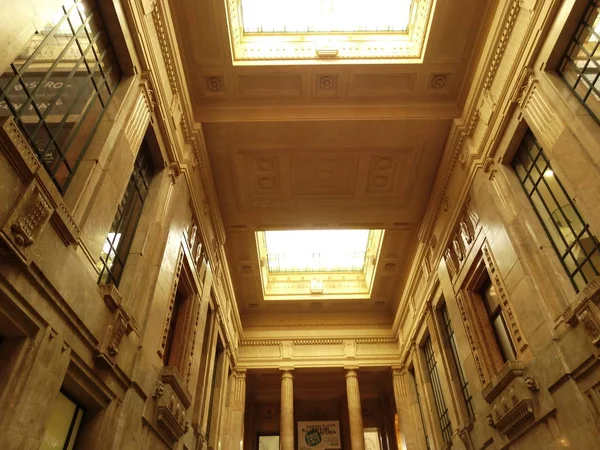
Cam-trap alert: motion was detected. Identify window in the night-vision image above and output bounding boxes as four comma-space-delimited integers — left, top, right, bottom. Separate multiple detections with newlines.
256, 229, 384, 299
225, 0, 434, 63
40, 391, 84, 450
513, 131, 600, 292
0, 0, 121, 192
364, 427, 382, 450
241, 0, 412, 33
441, 304, 474, 418
258, 435, 279, 450
558, 0, 600, 124
479, 279, 516, 363
97, 141, 153, 286
263, 229, 371, 272
423, 336, 452, 444
161, 265, 198, 381
412, 369, 431, 450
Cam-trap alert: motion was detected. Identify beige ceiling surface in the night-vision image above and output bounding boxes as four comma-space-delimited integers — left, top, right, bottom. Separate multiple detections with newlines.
203, 119, 449, 315
167, 0, 495, 325
169, 0, 493, 122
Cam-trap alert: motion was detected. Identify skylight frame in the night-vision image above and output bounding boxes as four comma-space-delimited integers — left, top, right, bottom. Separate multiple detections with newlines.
255, 229, 385, 300
224, 0, 436, 64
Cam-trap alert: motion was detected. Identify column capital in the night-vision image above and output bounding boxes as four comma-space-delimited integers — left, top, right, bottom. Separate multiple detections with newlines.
391, 365, 406, 377
345, 367, 359, 379
233, 369, 247, 379
280, 368, 294, 380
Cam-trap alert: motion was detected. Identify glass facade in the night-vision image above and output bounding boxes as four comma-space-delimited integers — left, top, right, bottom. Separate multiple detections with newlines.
513, 131, 600, 292
0, 0, 121, 192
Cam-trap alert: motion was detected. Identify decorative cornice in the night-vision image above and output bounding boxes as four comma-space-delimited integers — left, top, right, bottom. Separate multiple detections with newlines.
483, 0, 521, 90
151, 1, 178, 96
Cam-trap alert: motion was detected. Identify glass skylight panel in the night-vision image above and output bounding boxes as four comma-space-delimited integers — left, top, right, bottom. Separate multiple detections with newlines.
240, 0, 412, 33
264, 229, 370, 272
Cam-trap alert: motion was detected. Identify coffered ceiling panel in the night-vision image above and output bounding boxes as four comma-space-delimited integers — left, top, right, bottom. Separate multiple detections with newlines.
167, 0, 496, 326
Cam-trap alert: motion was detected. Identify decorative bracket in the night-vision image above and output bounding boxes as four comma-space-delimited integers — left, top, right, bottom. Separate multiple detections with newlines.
562, 276, 600, 347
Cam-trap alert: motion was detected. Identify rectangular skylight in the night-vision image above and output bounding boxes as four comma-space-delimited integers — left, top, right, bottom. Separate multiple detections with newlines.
240, 0, 412, 33
264, 229, 371, 272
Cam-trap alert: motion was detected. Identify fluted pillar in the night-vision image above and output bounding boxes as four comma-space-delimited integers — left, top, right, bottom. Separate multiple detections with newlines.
392, 367, 420, 450
226, 370, 246, 450
345, 368, 365, 450
280, 369, 294, 450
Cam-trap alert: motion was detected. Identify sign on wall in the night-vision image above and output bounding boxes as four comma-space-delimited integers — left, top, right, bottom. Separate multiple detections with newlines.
298, 421, 341, 450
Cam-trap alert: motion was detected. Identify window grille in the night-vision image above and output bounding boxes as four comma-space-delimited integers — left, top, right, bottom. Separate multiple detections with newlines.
558, 0, 600, 124
413, 370, 431, 450
97, 142, 152, 286
441, 304, 474, 417
423, 336, 452, 443
0, 0, 121, 192
513, 131, 600, 292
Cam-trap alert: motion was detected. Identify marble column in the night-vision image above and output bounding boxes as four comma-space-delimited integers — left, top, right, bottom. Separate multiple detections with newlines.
280, 369, 295, 450
226, 370, 246, 450
345, 368, 365, 450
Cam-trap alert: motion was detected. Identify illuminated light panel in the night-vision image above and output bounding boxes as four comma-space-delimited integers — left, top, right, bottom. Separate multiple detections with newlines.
225, 0, 435, 63
256, 229, 385, 300
264, 229, 370, 272
241, 0, 412, 33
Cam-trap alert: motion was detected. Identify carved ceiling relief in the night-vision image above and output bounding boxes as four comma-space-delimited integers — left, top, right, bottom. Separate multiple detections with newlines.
232, 149, 419, 209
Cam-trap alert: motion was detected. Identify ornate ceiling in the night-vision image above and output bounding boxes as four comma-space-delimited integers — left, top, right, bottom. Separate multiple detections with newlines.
168, 0, 496, 328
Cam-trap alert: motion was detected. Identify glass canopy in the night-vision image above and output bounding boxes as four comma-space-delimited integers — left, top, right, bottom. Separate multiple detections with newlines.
240, 0, 412, 33
264, 229, 371, 272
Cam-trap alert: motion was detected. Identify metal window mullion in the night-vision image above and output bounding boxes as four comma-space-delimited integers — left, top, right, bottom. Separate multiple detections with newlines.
27, 30, 103, 136
568, 243, 599, 279
16, 12, 95, 116
562, 226, 595, 264
43, 55, 109, 167
53, 69, 113, 184
13, 75, 70, 171
536, 173, 585, 250
414, 377, 431, 450
526, 171, 580, 266
78, 14, 112, 96
2, 3, 80, 91
62, 403, 82, 450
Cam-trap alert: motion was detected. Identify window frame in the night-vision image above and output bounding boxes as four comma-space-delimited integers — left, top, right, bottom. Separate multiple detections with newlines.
457, 247, 526, 387
512, 130, 600, 293
97, 137, 154, 287
557, 0, 600, 125
0, 0, 122, 192
421, 334, 453, 444
439, 302, 475, 419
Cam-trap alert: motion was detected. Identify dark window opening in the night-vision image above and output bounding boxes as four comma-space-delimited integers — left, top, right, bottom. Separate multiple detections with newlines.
441, 304, 474, 417
412, 369, 431, 450
423, 336, 452, 443
97, 139, 153, 286
479, 279, 516, 363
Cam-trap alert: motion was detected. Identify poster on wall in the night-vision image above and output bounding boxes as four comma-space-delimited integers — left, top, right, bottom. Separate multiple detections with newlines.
297, 421, 341, 450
